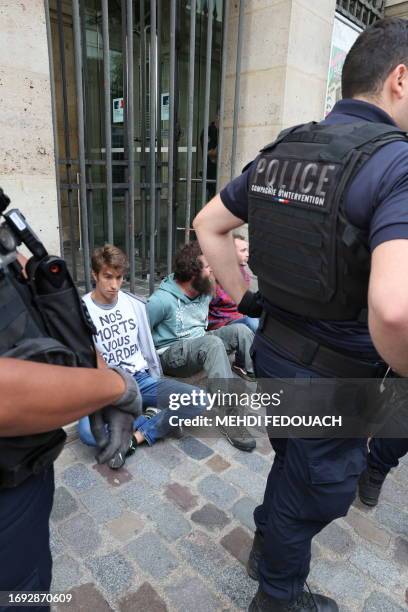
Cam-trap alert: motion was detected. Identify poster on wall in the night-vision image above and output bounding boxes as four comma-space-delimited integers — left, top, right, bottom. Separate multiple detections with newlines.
325, 14, 361, 115
113, 97, 124, 123
161, 93, 170, 121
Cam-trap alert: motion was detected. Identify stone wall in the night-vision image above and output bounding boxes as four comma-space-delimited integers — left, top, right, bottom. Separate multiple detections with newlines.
0, 0, 60, 255
0, 0, 339, 254
385, 0, 408, 18
219, 0, 336, 187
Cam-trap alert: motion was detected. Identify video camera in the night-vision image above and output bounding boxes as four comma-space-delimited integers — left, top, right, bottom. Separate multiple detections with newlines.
0, 187, 96, 368
0, 188, 71, 293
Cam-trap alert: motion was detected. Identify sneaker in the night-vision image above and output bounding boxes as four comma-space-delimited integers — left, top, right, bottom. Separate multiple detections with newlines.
219, 418, 256, 452
248, 586, 339, 611
232, 364, 256, 382
126, 437, 138, 457
144, 406, 183, 438
247, 531, 263, 581
108, 437, 137, 470
358, 465, 387, 507
144, 406, 161, 419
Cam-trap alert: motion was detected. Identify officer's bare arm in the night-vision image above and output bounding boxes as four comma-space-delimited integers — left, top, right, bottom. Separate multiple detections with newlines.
368, 239, 408, 376
0, 359, 125, 436
193, 195, 247, 304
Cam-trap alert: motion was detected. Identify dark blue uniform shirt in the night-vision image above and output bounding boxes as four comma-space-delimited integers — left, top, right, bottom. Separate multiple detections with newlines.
220, 99, 408, 360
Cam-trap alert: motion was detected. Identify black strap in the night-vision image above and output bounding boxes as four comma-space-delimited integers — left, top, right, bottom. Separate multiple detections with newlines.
261, 315, 385, 378
261, 120, 408, 161
320, 122, 408, 161
357, 132, 408, 159
260, 122, 311, 152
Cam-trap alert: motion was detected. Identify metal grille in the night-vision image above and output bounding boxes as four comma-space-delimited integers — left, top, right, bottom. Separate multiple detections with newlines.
336, 0, 385, 28
46, 0, 242, 294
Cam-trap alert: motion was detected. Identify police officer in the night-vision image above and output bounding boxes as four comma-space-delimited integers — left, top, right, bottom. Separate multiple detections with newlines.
0, 358, 140, 611
193, 17, 408, 612
0, 190, 142, 609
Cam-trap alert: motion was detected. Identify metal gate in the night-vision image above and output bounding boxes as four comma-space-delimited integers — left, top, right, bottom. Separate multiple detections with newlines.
46, 0, 239, 294
336, 0, 385, 28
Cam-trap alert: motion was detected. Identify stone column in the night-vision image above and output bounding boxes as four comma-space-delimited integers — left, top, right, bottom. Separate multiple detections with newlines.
0, 0, 60, 255
385, 0, 408, 18
219, 0, 336, 187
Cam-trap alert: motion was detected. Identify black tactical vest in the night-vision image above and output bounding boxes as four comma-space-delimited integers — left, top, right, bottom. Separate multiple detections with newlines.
248, 121, 408, 320
0, 256, 96, 488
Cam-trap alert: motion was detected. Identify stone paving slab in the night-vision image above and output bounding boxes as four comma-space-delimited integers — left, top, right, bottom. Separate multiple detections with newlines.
119, 582, 168, 612
50, 433, 408, 611
165, 575, 223, 612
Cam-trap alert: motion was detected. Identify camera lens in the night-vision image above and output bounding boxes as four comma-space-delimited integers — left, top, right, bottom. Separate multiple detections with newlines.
0, 224, 17, 253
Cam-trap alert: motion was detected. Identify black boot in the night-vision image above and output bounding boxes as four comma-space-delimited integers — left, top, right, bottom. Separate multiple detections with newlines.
358, 465, 387, 507
248, 587, 339, 612
219, 418, 256, 452
247, 531, 263, 580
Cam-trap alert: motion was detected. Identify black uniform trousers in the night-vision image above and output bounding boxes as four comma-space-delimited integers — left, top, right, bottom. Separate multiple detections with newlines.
368, 437, 408, 476
251, 332, 367, 601
0, 467, 54, 612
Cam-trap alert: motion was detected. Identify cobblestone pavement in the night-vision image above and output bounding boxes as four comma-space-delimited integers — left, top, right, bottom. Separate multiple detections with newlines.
50, 429, 408, 612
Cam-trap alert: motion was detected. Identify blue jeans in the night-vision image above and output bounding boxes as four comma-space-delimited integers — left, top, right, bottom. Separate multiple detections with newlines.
78, 370, 206, 447
228, 315, 259, 334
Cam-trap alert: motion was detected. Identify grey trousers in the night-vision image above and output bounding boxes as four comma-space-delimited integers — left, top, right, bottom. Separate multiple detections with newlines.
159, 325, 255, 379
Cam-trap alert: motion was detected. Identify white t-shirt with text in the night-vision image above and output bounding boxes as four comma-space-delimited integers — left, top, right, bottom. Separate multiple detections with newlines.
83, 291, 148, 374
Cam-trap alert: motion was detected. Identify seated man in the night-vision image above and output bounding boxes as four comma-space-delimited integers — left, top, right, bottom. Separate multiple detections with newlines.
147, 241, 256, 452
78, 244, 207, 468
208, 233, 259, 336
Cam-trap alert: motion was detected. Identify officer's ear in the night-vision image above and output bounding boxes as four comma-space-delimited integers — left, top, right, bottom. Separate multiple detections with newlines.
91, 269, 98, 284
389, 63, 408, 99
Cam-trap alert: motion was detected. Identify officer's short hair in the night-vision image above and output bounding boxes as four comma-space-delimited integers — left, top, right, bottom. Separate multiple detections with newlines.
342, 17, 408, 99
91, 244, 129, 275
173, 241, 203, 282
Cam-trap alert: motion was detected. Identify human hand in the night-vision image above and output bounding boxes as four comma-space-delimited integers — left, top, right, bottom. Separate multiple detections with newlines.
238, 290, 263, 318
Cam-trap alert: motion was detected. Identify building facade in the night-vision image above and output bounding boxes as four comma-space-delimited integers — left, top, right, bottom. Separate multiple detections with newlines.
0, 0, 392, 290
